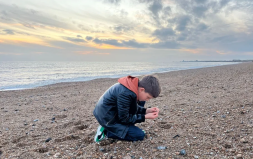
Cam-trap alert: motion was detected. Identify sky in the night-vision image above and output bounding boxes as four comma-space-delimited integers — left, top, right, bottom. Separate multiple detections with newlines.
0, 0, 253, 62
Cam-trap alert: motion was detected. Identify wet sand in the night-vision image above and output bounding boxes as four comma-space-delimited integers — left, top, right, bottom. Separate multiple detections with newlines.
0, 62, 253, 158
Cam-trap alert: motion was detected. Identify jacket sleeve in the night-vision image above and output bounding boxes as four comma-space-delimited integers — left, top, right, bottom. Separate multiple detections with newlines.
117, 92, 145, 124
137, 105, 146, 114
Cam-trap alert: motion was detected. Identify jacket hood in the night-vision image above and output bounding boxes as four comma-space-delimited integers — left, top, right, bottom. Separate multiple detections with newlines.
118, 76, 139, 100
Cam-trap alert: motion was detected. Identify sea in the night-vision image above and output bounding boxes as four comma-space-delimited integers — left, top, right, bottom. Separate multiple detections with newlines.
0, 61, 238, 91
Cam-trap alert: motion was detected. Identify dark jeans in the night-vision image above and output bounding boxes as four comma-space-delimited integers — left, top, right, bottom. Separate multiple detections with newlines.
107, 125, 145, 141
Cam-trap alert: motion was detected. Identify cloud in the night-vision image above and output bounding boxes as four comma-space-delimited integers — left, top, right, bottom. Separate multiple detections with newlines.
62, 37, 86, 43
86, 36, 93, 41
148, 0, 163, 17
113, 24, 132, 33
77, 35, 82, 38
92, 38, 179, 49
0, 3, 75, 30
2, 29, 15, 35
173, 15, 192, 32
152, 27, 175, 41
104, 0, 121, 5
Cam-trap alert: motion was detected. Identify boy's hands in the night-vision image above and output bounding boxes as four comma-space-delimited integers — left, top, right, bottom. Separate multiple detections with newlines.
145, 107, 159, 119
146, 107, 159, 114
145, 112, 158, 119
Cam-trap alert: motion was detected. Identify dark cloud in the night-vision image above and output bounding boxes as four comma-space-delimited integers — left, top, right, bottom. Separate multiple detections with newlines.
196, 23, 208, 31
113, 24, 132, 33
63, 37, 86, 43
86, 36, 93, 41
151, 40, 179, 49
192, 5, 208, 17
104, 0, 121, 5
2, 29, 15, 35
92, 38, 179, 49
174, 15, 192, 31
148, 0, 163, 17
77, 35, 82, 38
152, 27, 175, 40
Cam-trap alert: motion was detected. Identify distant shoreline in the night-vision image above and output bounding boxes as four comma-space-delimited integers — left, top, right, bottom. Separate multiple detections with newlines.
182, 60, 252, 62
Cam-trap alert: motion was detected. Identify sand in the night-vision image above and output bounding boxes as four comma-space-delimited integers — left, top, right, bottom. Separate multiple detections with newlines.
0, 62, 252, 159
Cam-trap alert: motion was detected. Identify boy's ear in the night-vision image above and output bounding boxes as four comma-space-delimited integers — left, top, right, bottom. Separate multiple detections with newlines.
139, 87, 145, 92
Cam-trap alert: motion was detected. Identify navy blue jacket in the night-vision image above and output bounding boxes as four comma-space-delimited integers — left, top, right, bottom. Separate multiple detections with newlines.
93, 83, 146, 138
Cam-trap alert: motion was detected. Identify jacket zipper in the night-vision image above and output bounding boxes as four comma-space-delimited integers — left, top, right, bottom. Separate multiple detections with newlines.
106, 113, 117, 126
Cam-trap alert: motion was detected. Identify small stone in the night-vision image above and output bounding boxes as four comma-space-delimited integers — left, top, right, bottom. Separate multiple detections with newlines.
123, 155, 131, 159
236, 154, 243, 159
154, 129, 158, 132
99, 147, 105, 152
194, 155, 199, 159
33, 119, 39, 122
224, 143, 232, 148
54, 153, 61, 158
52, 117, 55, 121
63, 109, 67, 111
157, 146, 167, 150
240, 138, 248, 143
221, 115, 226, 118
45, 138, 52, 142
179, 149, 186, 155
117, 141, 122, 144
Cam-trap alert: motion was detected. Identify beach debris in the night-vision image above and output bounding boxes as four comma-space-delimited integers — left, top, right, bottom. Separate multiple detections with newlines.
179, 149, 186, 155
33, 119, 39, 122
157, 146, 167, 150
173, 134, 180, 139
45, 138, 52, 142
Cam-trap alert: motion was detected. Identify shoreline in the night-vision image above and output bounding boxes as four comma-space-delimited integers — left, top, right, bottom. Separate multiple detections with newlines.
1, 62, 252, 158
0, 62, 241, 92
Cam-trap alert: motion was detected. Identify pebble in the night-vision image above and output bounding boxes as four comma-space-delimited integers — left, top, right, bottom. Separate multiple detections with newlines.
99, 147, 105, 152
221, 115, 226, 118
45, 138, 52, 142
33, 119, 39, 122
236, 154, 243, 159
157, 146, 167, 150
240, 138, 248, 143
54, 153, 61, 158
194, 155, 199, 159
117, 141, 122, 144
179, 149, 186, 155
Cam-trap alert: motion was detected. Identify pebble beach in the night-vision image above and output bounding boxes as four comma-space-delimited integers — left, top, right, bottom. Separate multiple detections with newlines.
0, 62, 253, 158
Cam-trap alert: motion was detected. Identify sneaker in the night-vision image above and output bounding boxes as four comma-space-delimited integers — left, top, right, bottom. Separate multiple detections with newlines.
94, 125, 106, 142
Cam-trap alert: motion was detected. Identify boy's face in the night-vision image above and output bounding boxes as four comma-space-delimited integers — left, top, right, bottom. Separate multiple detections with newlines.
138, 87, 153, 101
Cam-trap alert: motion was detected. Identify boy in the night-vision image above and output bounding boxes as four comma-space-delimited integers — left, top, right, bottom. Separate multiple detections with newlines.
93, 75, 161, 142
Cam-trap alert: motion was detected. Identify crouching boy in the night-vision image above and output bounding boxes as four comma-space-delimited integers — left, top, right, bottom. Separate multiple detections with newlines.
93, 75, 161, 142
